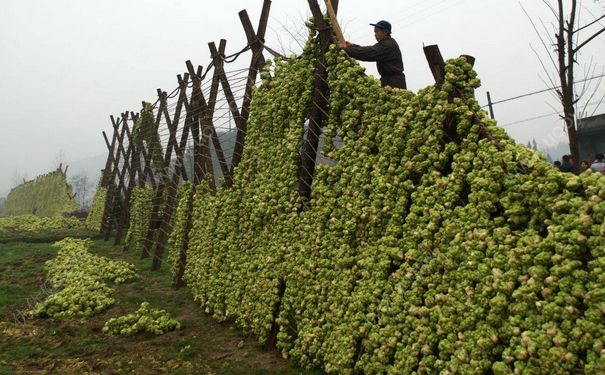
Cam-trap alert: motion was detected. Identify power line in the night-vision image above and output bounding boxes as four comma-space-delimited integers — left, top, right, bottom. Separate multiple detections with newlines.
346, 0, 462, 40
500, 99, 605, 127
483, 73, 605, 107
396, 0, 469, 31
501, 112, 559, 127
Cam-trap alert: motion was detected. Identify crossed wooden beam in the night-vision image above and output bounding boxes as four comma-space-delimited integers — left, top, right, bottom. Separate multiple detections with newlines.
101, 111, 156, 241
99, 0, 334, 277
143, 1, 273, 272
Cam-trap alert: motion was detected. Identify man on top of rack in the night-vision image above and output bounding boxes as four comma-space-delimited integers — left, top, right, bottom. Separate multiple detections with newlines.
341, 20, 407, 90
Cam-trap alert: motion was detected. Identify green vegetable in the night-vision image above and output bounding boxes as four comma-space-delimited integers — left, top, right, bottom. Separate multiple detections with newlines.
103, 302, 180, 336
31, 238, 137, 318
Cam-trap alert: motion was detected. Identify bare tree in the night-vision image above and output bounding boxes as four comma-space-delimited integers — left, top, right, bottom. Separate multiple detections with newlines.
69, 173, 92, 209
270, 13, 311, 56
524, 1, 605, 170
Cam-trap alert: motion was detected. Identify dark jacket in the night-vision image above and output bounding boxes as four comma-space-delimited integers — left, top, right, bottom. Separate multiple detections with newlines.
345, 37, 406, 89
560, 161, 574, 173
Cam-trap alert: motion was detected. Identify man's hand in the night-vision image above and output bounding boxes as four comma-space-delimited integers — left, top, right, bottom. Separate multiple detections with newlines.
345, 41, 354, 48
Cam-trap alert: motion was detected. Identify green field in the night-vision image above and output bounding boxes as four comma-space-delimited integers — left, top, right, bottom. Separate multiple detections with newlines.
0, 233, 319, 375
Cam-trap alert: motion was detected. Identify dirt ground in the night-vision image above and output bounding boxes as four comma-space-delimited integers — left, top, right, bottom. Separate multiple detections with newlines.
0, 235, 320, 375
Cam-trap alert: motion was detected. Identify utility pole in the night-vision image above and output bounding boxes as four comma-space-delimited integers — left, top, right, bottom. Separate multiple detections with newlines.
486, 91, 495, 119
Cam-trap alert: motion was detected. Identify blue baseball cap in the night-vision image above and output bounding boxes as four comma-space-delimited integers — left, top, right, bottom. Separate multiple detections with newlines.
370, 20, 392, 33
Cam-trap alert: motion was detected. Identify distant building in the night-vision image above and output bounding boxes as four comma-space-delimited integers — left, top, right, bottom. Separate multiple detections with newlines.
577, 113, 605, 162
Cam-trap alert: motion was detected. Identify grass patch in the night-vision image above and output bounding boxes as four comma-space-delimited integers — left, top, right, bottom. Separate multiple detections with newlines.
0, 242, 57, 318
0, 228, 102, 244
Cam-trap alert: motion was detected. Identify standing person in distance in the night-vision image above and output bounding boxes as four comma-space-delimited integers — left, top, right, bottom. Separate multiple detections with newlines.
340, 20, 407, 90
591, 153, 605, 175
559, 154, 575, 173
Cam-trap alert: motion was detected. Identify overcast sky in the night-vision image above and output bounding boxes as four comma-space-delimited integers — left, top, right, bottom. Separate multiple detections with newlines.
1, 0, 604, 197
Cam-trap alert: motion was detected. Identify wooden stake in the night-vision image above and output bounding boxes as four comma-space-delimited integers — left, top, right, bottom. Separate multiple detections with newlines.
129, 112, 145, 183
186, 59, 219, 190
141, 91, 171, 259
99, 126, 118, 226
324, 0, 345, 45
118, 112, 144, 245
230, 1, 271, 175
101, 128, 118, 189
423, 45, 446, 86
139, 136, 157, 188
102, 115, 127, 240
144, 82, 187, 263
209, 40, 248, 178
298, 0, 332, 203
114, 112, 136, 245
174, 184, 194, 287
151, 74, 192, 271
423, 45, 476, 145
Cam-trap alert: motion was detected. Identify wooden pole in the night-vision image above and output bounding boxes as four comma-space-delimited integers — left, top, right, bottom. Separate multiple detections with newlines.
151, 74, 191, 271
186, 59, 219, 190
239, 1, 271, 97
101, 129, 118, 188
185, 62, 204, 186
143, 85, 186, 262
209, 40, 249, 179
115, 115, 134, 200
324, 0, 345, 45
423, 44, 446, 86
114, 112, 136, 245
297, 0, 333, 203
129, 112, 145, 183
99, 126, 118, 234
423, 46, 477, 145
141, 90, 171, 258
209, 127, 231, 187
174, 184, 194, 287
138, 102, 158, 189
102, 115, 127, 240
230, 1, 271, 175
117, 112, 143, 247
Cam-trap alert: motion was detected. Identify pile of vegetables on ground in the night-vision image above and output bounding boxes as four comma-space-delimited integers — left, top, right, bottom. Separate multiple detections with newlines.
0, 215, 83, 234
30, 238, 137, 318
103, 302, 180, 336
